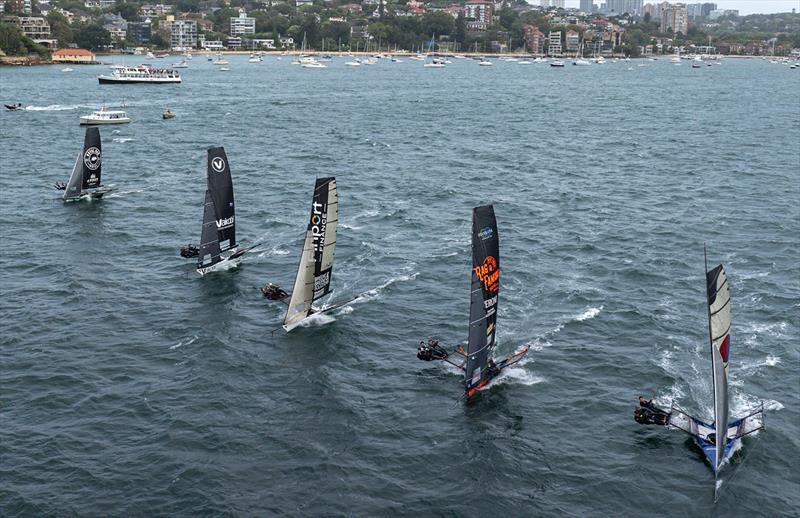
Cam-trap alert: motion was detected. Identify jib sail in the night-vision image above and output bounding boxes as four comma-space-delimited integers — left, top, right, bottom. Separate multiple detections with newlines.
64, 127, 102, 199
197, 189, 221, 269
706, 260, 732, 471
206, 146, 236, 251
464, 205, 500, 393
284, 177, 338, 330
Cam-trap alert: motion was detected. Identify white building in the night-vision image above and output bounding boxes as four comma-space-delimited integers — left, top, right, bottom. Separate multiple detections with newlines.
229, 9, 255, 36
170, 20, 197, 50
548, 30, 562, 55
660, 3, 688, 34
140, 3, 173, 16
202, 39, 225, 50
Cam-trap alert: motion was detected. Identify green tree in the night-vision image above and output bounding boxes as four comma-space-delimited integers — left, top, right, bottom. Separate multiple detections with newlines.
0, 22, 48, 56
75, 23, 112, 50
47, 11, 73, 47
455, 12, 465, 45
421, 11, 454, 37
112, 1, 140, 22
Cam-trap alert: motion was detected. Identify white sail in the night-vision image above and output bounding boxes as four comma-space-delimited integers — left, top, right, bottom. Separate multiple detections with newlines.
284, 230, 316, 330
63, 153, 82, 199
706, 263, 731, 471
283, 177, 338, 331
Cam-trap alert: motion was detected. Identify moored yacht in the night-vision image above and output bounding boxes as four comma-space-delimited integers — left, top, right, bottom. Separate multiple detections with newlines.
79, 107, 130, 125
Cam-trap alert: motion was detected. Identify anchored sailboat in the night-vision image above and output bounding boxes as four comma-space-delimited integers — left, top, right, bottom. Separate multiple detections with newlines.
180, 147, 256, 275
261, 177, 354, 332
635, 247, 765, 479
54, 127, 112, 201
417, 205, 529, 398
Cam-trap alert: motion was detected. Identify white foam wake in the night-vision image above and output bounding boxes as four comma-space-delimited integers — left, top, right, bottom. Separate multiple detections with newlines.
354, 272, 419, 303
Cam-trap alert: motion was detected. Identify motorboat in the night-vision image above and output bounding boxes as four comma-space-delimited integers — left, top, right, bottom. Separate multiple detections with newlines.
4, 103, 23, 111
172, 60, 189, 68
550, 60, 565, 67
79, 107, 130, 125
478, 58, 493, 66
301, 60, 327, 68
163, 109, 175, 119
62, 67, 74, 72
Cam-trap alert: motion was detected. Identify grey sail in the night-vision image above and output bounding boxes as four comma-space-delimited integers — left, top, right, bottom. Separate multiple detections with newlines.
63, 153, 83, 200
197, 190, 221, 269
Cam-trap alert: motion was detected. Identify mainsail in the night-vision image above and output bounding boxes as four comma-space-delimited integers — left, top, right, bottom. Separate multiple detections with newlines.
64, 127, 102, 199
197, 147, 236, 270
706, 260, 732, 471
464, 205, 500, 394
284, 177, 338, 330
207, 147, 236, 251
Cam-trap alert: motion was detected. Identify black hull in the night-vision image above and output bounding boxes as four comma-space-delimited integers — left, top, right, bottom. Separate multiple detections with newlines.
98, 78, 181, 84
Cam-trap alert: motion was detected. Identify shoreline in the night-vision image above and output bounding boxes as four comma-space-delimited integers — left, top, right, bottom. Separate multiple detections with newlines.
0, 52, 780, 67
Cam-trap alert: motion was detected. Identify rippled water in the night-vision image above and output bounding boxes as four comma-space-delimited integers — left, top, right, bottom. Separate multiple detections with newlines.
1, 56, 798, 515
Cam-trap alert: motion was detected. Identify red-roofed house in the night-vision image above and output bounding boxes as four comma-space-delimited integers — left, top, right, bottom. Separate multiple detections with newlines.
52, 48, 96, 63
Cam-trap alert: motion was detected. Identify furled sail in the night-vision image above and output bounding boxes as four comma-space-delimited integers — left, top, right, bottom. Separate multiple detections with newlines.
706, 262, 731, 471
464, 205, 500, 393
206, 146, 236, 251
284, 177, 338, 330
197, 189, 221, 269
63, 127, 101, 199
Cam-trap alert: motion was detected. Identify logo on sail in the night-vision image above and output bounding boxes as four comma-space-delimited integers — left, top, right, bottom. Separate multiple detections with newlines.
211, 156, 226, 173
473, 256, 499, 292
719, 335, 730, 366
478, 226, 494, 241
216, 216, 234, 229
83, 147, 101, 170
310, 201, 327, 255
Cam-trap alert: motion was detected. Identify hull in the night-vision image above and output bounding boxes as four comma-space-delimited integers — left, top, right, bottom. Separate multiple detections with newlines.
196, 246, 252, 276
98, 76, 181, 84
80, 118, 130, 125
63, 186, 112, 202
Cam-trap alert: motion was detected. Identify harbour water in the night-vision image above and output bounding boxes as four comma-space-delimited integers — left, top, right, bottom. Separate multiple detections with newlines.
1, 57, 798, 515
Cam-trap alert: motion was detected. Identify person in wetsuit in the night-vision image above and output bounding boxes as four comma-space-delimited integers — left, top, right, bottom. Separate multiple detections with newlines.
261, 283, 289, 300
634, 396, 671, 426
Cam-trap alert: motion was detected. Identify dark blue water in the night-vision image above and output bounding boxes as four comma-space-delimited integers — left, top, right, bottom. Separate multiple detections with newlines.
1, 56, 798, 516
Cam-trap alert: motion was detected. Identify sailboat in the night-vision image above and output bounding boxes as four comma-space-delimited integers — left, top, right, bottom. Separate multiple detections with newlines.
417, 205, 529, 398
180, 147, 256, 275
635, 247, 765, 482
261, 177, 355, 332
54, 127, 112, 201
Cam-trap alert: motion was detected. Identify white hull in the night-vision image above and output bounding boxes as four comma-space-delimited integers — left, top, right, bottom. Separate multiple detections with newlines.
80, 117, 130, 125
63, 186, 113, 202
197, 254, 242, 276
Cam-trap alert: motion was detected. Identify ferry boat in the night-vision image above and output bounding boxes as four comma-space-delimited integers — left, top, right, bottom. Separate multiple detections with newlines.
79, 107, 130, 125
97, 65, 181, 84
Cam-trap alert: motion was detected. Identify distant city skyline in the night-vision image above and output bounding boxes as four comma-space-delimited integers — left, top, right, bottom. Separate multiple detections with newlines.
563, 0, 799, 15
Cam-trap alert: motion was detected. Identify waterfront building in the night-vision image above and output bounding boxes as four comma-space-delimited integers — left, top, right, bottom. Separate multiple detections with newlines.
170, 19, 197, 49
202, 39, 224, 50
465, 0, 493, 23
227, 36, 242, 49
16, 16, 56, 46
539, 0, 565, 7
229, 9, 255, 36
548, 30, 562, 56
660, 3, 688, 34
52, 48, 96, 63
102, 13, 127, 42
127, 20, 151, 44
250, 38, 275, 49
523, 25, 547, 54
566, 30, 579, 52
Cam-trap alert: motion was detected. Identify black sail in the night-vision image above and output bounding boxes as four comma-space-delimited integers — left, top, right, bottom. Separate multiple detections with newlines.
464, 205, 500, 393
206, 146, 236, 251
310, 177, 337, 301
81, 127, 102, 190
197, 189, 221, 269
